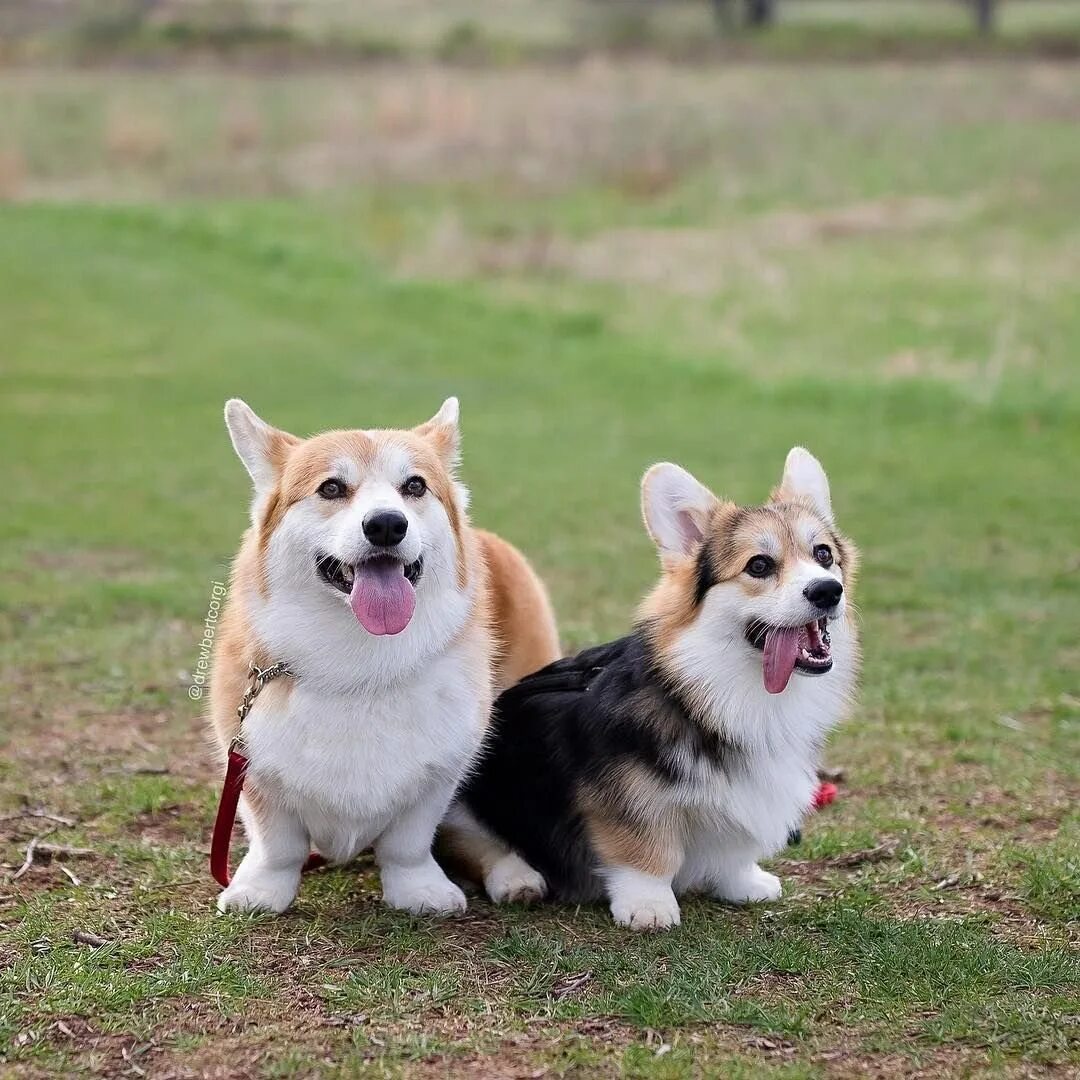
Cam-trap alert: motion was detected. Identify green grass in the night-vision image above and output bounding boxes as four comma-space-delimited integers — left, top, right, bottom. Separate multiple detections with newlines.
1, 59, 1079, 1077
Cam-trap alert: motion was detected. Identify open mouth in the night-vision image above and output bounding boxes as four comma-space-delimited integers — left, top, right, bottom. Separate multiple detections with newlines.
745, 617, 832, 695
315, 552, 423, 636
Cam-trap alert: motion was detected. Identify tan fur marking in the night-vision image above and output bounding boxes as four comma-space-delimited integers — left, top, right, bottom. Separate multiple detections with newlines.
437, 825, 504, 885
383, 430, 469, 589
478, 529, 560, 691
579, 763, 683, 878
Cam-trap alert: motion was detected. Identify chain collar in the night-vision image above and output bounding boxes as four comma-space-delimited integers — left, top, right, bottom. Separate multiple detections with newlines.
231, 661, 293, 752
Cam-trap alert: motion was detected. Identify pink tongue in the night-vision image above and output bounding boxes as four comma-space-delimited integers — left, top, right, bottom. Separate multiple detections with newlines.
349, 560, 416, 636
763, 626, 801, 694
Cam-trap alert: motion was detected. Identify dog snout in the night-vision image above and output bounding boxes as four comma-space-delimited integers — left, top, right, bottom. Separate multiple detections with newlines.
363, 509, 409, 548
804, 578, 843, 611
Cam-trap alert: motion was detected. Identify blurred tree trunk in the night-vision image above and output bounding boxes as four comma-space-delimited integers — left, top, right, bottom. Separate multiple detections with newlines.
745, 0, 775, 28
973, 0, 996, 34
710, 0, 736, 31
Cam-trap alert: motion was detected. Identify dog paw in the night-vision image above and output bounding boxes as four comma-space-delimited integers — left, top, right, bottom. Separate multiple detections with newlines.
485, 853, 547, 905
217, 872, 298, 914
381, 864, 467, 916
713, 865, 782, 904
610, 893, 681, 931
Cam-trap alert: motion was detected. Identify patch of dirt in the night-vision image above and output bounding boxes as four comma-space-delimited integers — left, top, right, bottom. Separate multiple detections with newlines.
23, 1003, 330, 1080
3, 701, 211, 796
812, 1044, 1068, 1079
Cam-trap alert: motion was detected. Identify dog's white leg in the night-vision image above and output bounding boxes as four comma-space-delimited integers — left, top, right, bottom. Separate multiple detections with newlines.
218, 795, 309, 914
603, 866, 681, 931
376, 781, 467, 916
705, 853, 782, 904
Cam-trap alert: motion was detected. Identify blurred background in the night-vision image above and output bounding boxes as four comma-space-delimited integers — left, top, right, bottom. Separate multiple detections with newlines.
2, 3, 1078, 1076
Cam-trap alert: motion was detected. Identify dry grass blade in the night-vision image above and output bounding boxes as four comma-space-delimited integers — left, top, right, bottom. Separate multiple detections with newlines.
121, 1044, 147, 1077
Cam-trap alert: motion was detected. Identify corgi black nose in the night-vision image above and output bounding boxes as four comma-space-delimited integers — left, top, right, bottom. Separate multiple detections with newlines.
363, 510, 408, 548
805, 578, 843, 610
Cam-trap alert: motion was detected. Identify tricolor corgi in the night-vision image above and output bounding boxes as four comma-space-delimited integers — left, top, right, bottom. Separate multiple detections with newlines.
210, 397, 559, 915
444, 448, 859, 929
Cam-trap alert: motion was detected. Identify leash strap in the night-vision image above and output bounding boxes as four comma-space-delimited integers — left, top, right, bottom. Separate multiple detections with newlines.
209, 661, 326, 888
210, 747, 249, 888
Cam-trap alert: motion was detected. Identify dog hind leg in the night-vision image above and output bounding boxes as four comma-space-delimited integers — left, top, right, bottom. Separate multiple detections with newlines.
440, 803, 547, 904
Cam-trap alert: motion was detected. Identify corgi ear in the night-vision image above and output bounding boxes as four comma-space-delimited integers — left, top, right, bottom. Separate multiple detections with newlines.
641, 463, 718, 560
224, 399, 297, 495
414, 396, 460, 469
776, 446, 832, 523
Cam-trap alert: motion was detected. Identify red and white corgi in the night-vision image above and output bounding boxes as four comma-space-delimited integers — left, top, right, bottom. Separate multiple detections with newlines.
446, 448, 859, 929
210, 397, 559, 915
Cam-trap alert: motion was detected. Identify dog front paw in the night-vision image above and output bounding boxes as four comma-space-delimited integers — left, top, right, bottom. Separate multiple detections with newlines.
381, 863, 467, 916
217, 870, 299, 914
712, 864, 782, 904
610, 892, 681, 931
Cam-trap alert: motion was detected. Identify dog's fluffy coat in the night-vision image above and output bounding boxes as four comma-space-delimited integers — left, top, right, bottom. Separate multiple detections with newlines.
209, 398, 559, 915
445, 448, 859, 929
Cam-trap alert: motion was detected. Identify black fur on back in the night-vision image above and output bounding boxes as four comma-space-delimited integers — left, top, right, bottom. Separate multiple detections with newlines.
458, 629, 746, 903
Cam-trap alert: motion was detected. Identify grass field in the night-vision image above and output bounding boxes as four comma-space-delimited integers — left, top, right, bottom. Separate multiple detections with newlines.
1, 56, 1079, 1078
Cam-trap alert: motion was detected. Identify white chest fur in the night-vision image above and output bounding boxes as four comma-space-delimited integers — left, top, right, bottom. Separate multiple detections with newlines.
676, 747, 818, 857
241, 644, 486, 859
668, 616, 857, 860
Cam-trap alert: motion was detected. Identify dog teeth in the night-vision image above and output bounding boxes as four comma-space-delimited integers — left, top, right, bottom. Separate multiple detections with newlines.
341, 565, 355, 587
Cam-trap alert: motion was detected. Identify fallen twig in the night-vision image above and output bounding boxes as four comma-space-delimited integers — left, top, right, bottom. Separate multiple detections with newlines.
0, 809, 77, 827
11, 827, 57, 881
932, 869, 983, 891
34, 843, 96, 859
550, 970, 593, 999
72, 929, 110, 947
826, 842, 897, 868
58, 864, 81, 887
27, 809, 77, 826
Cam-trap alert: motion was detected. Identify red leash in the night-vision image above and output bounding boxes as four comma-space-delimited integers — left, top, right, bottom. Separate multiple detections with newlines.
210, 662, 325, 888
210, 745, 250, 888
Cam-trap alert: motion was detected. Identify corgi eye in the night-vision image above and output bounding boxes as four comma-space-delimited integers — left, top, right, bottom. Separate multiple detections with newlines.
745, 555, 775, 578
813, 544, 834, 568
402, 475, 427, 498
317, 479, 347, 500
